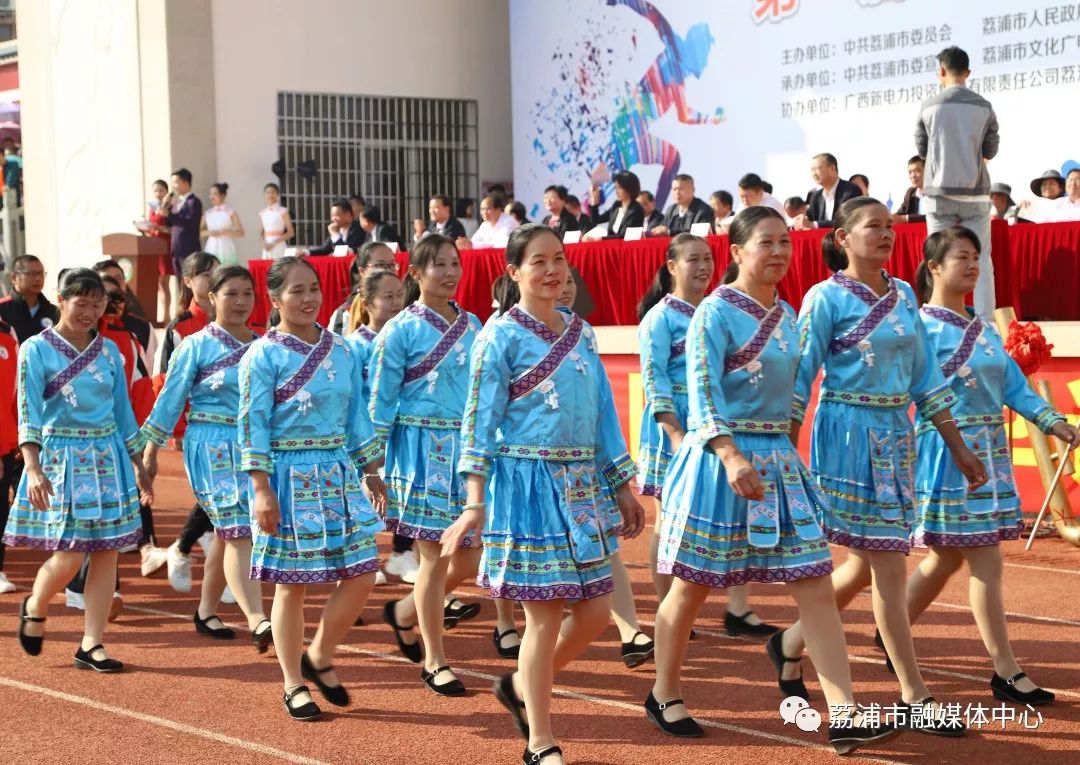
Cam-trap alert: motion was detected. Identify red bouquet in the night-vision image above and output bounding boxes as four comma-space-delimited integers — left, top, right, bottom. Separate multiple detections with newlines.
1004, 320, 1054, 377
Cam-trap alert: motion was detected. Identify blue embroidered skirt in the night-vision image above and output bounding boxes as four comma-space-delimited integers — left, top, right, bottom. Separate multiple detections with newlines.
383, 418, 471, 546
249, 446, 380, 583
183, 421, 252, 540
636, 391, 689, 499
811, 401, 916, 553
3, 430, 142, 553
479, 453, 619, 601
658, 431, 833, 588
913, 418, 1023, 547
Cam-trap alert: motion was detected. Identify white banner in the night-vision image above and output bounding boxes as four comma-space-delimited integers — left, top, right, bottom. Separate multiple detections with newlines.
511, 0, 1080, 215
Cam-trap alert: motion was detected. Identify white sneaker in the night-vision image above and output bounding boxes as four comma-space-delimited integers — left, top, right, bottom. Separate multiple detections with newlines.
167, 541, 193, 593
140, 545, 168, 577
220, 585, 236, 604
0, 571, 15, 594
65, 588, 86, 610
196, 531, 214, 557
385, 551, 419, 584
374, 568, 388, 586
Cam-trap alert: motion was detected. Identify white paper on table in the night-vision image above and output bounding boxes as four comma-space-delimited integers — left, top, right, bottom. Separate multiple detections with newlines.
386, 241, 400, 253
623, 227, 644, 241
333, 244, 351, 257
583, 225, 608, 242
1020, 196, 1080, 223
283, 247, 298, 258
689, 222, 712, 237
563, 230, 582, 244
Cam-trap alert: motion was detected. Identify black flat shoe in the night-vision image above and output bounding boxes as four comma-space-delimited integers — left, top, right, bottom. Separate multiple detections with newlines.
621, 631, 655, 668
382, 600, 422, 663
991, 672, 1055, 706
282, 685, 321, 721
643, 691, 704, 738
354, 615, 365, 627
74, 644, 124, 673
724, 610, 780, 638
18, 596, 45, 656
522, 745, 563, 764
301, 652, 349, 707
829, 719, 901, 756
443, 597, 480, 629
765, 629, 809, 701
252, 619, 273, 654
194, 612, 236, 640
493, 673, 529, 741
894, 696, 965, 737
493, 627, 521, 659
873, 629, 896, 674
421, 665, 466, 697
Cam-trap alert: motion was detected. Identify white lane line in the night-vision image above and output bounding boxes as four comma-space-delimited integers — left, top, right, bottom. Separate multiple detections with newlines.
111, 603, 906, 764
0, 676, 333, 765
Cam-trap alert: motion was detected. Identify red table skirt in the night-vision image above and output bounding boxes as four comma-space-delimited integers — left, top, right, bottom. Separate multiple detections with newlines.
246, 218, 1069, 328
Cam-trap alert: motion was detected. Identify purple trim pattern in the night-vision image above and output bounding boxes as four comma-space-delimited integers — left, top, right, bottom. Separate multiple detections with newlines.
403, 307, 470, 384
250, 557, 380, 584
714, 285, 768, 319
268, 328, 334, 405
670, 339, 686, 358
2, 529, 141, 554
42, 330, 104, 399
406, 302, 452, 332
921, 306, 984, 378
194, 325, 256, 385
913, 525, 1021, 548
508, 313, 583, 400
831, 270, 887, 306
826, 529, 911, 552
640, 484, 662, 498
487, 576, 614, 602
660, 560, 834, 588
507, 305, 560, 343
216, 525, 254, 540
384, 518, 477, 547
662, 294, 696, 319
828, 278, 899, 354
354, 325, 377, 342
724, 305, 783, 373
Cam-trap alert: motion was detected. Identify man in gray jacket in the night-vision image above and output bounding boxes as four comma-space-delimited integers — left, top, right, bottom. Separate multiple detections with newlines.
916, 46, 1000, 318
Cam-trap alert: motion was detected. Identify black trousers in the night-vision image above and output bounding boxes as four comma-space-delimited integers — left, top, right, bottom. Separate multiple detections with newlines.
392, 532, 414, 554
177, 504, 213, 555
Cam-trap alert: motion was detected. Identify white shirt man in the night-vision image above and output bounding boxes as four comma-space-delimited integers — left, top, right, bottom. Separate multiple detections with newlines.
471, 212, 519, 248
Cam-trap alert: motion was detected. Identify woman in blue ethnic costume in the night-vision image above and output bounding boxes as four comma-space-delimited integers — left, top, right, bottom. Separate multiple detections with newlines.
238, 257, 386, 722
8, 269, 152, 673
637, 232, 777, 639
901, 227, 1077, 707
441, 224, 646, 765
367, 234, 496, 694
647, 209, 897, 755
142, 265, 271, 651
776, 198, 987, 736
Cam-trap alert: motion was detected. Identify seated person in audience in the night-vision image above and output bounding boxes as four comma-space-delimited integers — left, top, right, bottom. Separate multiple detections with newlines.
990, 182, 1019, 224
708, 190, 734, 233
541, 184, 582, 239
638, 191, 664, 230
795, 152, 861, 228
784, 196, 808, 219
1019, 167, 1080, 222
359, 205, 401, 246
1030, 168, 1065, 199
735, 173, 788, 222
349, 194, 366, 219
459, 192, 519, 249
505, 200, 530, 225
893, 155, 927, 223
301, 198, 365, 255
586, 170, 646, 240
849, 173, 869, 195
412, 194, 467, 242
650, 174, 715, 236
567, 194, 593, 231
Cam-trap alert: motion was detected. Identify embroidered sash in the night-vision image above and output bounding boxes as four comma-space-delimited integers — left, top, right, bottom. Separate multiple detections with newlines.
194, 325, 256, 385
42, 329, 104, 399
921, 306, 983, 378
268, 328, 335, 405
828, 272, 898, 354
507, 307, 583, 401
402, 305, 470, 384
661, 294, 696, 319
354, 325, 377, 343
670, 339, 686, 358
714, 287, 783, 373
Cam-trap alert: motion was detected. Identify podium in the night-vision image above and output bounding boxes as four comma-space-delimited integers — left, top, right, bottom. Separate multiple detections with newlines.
102, 233, 167, 325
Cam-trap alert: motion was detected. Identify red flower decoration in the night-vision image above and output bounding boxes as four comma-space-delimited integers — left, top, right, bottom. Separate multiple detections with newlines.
1004, 320, 1054, 377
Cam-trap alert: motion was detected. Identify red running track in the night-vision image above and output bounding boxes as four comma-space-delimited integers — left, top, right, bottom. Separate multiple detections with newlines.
1, 449, 1078, 765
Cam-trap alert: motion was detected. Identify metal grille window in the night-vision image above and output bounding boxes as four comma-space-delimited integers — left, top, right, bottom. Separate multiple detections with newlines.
276, 92, 479, 247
